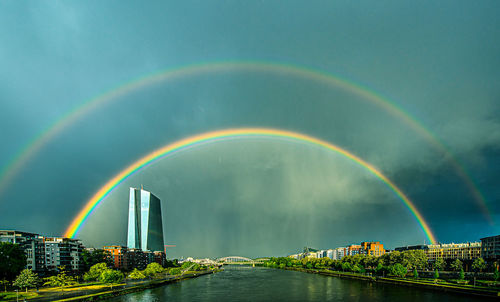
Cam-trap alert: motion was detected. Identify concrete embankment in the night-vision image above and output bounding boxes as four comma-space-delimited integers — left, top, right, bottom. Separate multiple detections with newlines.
50, 270, 217, 302
284, 267, 500, 299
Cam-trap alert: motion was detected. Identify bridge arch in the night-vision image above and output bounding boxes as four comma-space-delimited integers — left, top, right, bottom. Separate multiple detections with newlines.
217, 256, 253, 263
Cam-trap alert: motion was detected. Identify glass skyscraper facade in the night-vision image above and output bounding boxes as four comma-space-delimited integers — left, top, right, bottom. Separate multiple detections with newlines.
127, 187, 164, 252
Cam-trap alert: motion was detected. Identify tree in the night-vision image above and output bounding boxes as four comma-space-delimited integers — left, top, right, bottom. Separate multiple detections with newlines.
164, 259, 178, 268
433, 258, 445, 271
84, 263, 109, 282
0, 242, 27, 282
401, 250, 427, 270
168, 268, 181, 275
472, 258, 486, 272
389, 264, 407, 278
381, 251, 402, 266
413, 268, 418, 279
128, 269, 146, 280
13, 269, 39, 292
44, 270, 75, 292
143, 262, 164, 277
81, 249, 112, 272
450, 259, 463, 272
434, 269, 439, 280
341, 262, 351, 272
0, 279, 8, 292
493, 266, 499, 282
352, 264, 361, 273
100, 269, 123, 284
458, 268, 465, 280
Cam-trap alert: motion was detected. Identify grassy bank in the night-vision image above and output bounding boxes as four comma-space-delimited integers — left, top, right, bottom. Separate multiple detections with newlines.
53, 270, 218, 302
283, 267, 500, 299
1, 269, 220, 302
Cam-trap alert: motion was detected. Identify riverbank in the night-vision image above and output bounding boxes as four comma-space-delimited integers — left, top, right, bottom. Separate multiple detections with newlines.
285, 267, 500, 299
55, 269, 219, 302
3, 269, 219, 302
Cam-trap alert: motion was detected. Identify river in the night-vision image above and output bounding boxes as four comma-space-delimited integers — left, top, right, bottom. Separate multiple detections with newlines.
106, 266, 488, 301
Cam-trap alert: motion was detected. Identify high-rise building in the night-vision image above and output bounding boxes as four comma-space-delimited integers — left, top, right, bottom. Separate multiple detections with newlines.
127, 187, 164, 252
480, 235, 500, 261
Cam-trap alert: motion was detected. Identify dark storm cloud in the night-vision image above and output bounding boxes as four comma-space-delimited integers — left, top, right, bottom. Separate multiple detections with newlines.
0, 1, 499, 257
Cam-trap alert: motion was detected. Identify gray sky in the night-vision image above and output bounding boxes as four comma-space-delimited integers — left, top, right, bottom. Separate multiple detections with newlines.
0, 1, 499, 258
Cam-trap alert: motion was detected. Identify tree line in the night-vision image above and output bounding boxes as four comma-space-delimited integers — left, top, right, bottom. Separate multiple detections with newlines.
0, 242, 211, 293
264, 250, 500, 280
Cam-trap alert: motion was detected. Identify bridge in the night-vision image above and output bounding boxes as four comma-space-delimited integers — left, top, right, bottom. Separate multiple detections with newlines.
216, 256, 269, 265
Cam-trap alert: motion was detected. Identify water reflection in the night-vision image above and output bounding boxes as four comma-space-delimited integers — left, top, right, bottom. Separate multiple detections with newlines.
107, 266, 487, 302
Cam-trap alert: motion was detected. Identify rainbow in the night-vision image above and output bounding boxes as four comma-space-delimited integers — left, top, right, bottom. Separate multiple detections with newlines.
64, 128, 438, 244
0, 61, 491, 222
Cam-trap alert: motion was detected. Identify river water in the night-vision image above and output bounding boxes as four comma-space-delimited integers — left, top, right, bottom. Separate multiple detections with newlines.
107, 266, 486, 302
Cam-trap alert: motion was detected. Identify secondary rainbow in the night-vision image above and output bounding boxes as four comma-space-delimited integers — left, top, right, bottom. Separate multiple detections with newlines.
0, 61, 490, 222
64, 128, 438, 244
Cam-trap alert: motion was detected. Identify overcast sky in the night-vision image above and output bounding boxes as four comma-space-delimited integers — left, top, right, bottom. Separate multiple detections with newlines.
0, 1, 499, 258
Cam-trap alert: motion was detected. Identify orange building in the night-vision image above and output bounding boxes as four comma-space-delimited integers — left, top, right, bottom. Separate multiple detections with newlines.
361, 241, 385, 257
103, 245, 127, 270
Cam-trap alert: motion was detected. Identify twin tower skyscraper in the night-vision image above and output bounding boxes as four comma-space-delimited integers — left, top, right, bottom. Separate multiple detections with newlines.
127, 187, 164, 252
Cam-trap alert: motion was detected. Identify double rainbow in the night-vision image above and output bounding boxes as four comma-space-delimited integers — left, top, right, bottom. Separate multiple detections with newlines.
0, 61, 491, 222
64, 128, 438, 244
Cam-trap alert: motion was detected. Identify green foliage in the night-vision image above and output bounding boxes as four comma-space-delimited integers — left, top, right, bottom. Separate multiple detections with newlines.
83, 263, 109, 282
389, 263, 407, 278
493, 266, 499, 281
0, 242, 27, 281
341, 262, 351, 272
450, 259, 463, 272
81, 249, 112, 272
351, 264, 362, 273
100, 269, 123, 283
164, 259, 178, 268
13, 269, 39, 292
434, 269, 439, 280
0, 279, 9, 292
128, 269, 146, 280
264, 257, 335, 271
458, 268, 465, 280
380, 251, 401, 267
433, 258, 445, 271
168, 267, 182, 275
413, 268, 418, 279
83, 262, 123, 284
472, 258, 486, 272
144, 263, 164, 276
401, 250, 428, 270
43, 270, 75, 291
